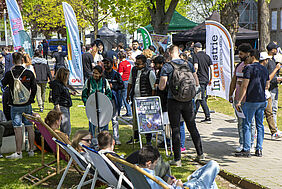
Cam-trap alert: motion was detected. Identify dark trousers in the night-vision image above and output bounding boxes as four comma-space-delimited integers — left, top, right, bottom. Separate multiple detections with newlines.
2, 88, 11, 121
168, 99, 203, 161
195, 84, 210, 118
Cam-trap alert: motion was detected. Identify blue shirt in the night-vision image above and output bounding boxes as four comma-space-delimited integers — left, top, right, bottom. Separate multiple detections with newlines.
243, 62, 269, 102
160, 59, 195, 99
143, 168, 181, 189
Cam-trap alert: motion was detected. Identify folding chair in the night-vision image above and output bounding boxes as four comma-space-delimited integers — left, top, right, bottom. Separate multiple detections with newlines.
106, 153, 169, 189
81, 144, 133, 189
19, 113, 70, 186
53, 138, 100, 189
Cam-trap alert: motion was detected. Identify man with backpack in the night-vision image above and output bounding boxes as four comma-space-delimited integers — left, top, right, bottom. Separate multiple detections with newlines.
159, 45, 204, 166
1, 52, 37, 159
103, 58, 124, 145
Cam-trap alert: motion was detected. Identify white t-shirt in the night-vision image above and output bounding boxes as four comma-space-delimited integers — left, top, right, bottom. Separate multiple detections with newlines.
131, 49, 142, 61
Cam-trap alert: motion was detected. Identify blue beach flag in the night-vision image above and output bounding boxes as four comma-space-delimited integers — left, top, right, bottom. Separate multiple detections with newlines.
5, 0, 24, 50
62, 2, 83, 86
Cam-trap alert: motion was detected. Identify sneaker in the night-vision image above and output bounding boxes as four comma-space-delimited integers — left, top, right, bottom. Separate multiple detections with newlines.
6, 152, 22, 159
126, 137, 139, 144
271, 132, 281, 140
28, 150, 34, 157
115, 140, 121, 145
235, 150, 251, 158
250, 145, 256, 153
169, 160, 182, 167
122, 113, 132, 117
236, 144, 243, 152
181, 147, 186, 152
195, 154, 205, 162
200, 118, 211, 124
0, 154, 3, 158
255, 149, 262, 157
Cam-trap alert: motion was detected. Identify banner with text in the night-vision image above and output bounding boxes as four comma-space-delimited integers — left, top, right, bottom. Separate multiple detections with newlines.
206, 20, 234, 100
6, 0, 24, 50
62, 2, 83, 85
137, 27, 152, 50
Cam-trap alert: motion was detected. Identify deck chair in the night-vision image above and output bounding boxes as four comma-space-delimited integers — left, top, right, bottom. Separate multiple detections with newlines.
106, 153, 169, 189
81, 144, 133, 189
53, 138, 101, 189
20, 113, 70, 186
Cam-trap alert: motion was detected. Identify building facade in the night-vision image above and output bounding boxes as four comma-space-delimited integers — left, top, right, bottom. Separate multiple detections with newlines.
270, 0, 282, 47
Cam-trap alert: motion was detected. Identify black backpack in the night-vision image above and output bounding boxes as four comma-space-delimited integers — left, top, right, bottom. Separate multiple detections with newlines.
169, 61, 196, 102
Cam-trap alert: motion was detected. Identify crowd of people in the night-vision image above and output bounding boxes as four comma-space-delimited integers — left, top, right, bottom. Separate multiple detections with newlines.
0, 38, 281, 188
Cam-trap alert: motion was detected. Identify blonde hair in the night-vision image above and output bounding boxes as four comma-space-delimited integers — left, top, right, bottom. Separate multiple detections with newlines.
23, 54, 32, 66
71, 130, 90, 150
91, 45, 98, 57
143, 49, 153, 59
55, 67, 70, 86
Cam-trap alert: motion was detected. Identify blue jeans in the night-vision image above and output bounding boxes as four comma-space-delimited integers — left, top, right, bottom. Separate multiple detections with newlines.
11, 105, 33, 127
242, 101, 267, 151
180, 121, 185, 148
89, 122, 109, 137
184, 160, 219, 189
234, 101, 255, 146
195, 84, 210, 118
60, 106, 71, 137
121, 80, 132, 116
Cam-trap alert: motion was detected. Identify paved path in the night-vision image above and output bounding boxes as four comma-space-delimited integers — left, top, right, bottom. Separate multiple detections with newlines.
182, 112, 282, 189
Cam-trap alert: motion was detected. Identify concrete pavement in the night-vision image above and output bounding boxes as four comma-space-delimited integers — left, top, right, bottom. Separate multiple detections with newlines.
182, 112, 282, 189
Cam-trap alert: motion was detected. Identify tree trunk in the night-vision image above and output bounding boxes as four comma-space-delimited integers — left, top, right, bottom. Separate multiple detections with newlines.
258, 0, 270, 51
93, 0, 98, 40
220, 1, 240, 48
148, 0, 179, 35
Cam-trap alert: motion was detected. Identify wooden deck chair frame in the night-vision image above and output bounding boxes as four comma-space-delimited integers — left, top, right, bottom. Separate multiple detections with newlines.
106, 153, 169, 189
81, 144, 133, 189
19, 113, 70, 186
53, 138, 99, 189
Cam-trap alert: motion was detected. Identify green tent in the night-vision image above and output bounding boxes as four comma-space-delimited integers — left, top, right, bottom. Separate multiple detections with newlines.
144, 11, 198, 32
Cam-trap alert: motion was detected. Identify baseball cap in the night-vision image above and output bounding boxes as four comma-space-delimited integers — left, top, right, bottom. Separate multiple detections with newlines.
259, 52, 272, 61
266, 42, 279, 51
194, 42, 202, 48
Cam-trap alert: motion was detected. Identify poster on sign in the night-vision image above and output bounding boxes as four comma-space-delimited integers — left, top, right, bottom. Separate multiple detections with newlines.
134, 96, 164, 134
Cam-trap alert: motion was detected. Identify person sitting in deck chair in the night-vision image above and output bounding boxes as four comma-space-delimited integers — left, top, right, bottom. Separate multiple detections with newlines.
45, 110, 70, 145
97, 131, 171, 181
138, 145, 220, 189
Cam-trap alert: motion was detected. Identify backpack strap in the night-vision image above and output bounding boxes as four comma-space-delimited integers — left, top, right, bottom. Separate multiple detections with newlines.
11, 68, 26, 80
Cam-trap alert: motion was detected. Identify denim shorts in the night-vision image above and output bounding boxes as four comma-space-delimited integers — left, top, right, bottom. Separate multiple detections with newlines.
11, 105, 33, 127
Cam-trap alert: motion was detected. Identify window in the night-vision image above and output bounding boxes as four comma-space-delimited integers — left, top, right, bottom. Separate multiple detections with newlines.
272, 10, 277, 30
281, 10, 282, 30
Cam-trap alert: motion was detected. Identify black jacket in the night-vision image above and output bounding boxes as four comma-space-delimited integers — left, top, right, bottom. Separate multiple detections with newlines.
130, 66, 153, 99
104, 69, 124, 92
32, 57, 52, 83
1, 65, 37, 106
50, 79, 72, 107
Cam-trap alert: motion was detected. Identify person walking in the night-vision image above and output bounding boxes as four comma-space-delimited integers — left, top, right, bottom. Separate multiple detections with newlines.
192, 42, 213, 123
2, 52, 37, 159
52, 46, 67, 74
32, 50, 53, 112
82, 44, 94, 81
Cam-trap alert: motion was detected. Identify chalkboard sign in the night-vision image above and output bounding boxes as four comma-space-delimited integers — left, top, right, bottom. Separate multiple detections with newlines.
134, 96, 164, 134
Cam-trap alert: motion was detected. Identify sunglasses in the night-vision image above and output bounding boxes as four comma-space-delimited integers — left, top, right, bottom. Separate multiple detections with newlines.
81, 138, 91, 143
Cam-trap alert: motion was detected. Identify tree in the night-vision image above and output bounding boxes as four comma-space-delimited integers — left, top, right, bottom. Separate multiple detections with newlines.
257, 0, 270, 51
148, 0, 180, 35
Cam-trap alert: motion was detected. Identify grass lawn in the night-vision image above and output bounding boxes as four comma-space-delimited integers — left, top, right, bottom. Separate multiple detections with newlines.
4, 84, 282, 188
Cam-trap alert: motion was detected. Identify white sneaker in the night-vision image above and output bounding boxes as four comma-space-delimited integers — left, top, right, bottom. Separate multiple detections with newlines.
0, 154, 3, 158
271, 132, 281, 140
250, 146, 256, 153
236, 144, 243, 152
6, 152, 22, 159
28, 150, 34, 157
